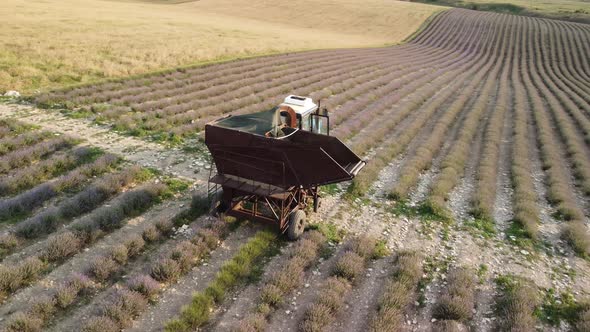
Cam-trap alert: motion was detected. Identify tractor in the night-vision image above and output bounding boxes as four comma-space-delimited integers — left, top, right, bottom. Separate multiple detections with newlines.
205, 95, 365, 239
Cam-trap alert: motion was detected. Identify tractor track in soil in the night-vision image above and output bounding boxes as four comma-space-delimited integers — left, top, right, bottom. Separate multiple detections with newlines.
326, 257, 393, 332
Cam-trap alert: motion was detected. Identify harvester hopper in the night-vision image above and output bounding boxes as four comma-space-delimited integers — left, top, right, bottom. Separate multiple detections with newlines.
205, 95, 365, 239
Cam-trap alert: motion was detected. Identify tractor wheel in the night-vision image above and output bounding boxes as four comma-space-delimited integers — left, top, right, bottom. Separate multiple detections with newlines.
287, 209, 306, 240
210, 190, 229, 217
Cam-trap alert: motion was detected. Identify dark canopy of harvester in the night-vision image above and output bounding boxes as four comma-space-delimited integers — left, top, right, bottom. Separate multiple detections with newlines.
214, 108, 281, 137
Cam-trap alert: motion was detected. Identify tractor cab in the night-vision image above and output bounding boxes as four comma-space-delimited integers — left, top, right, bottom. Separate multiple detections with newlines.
279, 95, 330, 136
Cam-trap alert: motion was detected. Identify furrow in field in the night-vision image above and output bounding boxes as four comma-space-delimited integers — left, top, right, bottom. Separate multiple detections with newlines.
425, 14, 513, 219
330, 53, 475, 141
326, 257, 394, 332
46, 211, 221, 332
344, 10, 501, 158
349, 18, 503, 197
125, 55, 391, 130
0, 182, 172, 306
125, 51, 397, 117
0, 146, 103, 198
406, 76, 481, 205
0, 166, 150, 263
187, 42, 455, 135
284, 236, 385, 332
109, 49, 401, 107
469, 15, 516, 227
510, 16, 566, 249
0, 136, 77, 175
528, 19, 590, 198
551, 20, 590, 92
264, 242, 344, 332
521, 16, 590, 257
564, 22, 590, 81
209, 230, 328, 332
372, 34, 496, 201
329, 11, 495, 130
531, 19, 590, 146
0, 193, 185, 323
0, 151, 119, 225
171, 22, 493, 136
542, 19, 590, 104
429, 267, 477, 331
0, 130, 52, 159
3, 200, 199, 332
151, 228, 280, 331
388, 14, 511, 201
42, 48, 398, 104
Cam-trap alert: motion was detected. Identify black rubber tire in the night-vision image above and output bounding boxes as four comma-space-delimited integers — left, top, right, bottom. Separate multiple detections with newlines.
217, 200, 229, 214
287, 209, 306, 240
210, 190, 229, 217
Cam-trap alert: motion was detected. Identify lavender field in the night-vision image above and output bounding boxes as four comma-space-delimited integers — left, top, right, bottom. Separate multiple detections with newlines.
0, 7, 588, 332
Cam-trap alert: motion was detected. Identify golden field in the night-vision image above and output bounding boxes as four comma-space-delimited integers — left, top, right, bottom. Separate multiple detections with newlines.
0, 0, 443, 93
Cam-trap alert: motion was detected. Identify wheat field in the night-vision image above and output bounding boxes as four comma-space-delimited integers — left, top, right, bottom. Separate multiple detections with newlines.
0, 0, 442, 93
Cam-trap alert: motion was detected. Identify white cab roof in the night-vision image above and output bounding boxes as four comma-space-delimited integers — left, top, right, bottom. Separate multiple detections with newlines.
280, 95, 318, 116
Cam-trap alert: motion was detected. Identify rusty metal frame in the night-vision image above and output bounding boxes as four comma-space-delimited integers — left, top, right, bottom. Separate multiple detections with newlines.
208, 158, 312, 232
224, 189, 303, 232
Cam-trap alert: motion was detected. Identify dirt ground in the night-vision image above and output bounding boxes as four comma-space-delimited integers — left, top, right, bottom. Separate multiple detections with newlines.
1, 102, 589, 331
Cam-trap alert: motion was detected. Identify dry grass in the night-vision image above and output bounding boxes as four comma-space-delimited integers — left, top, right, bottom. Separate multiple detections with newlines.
5, 273, 93, 331
300, 277, 350, 332
237, 231, 326, 331
495, 275, 540, 332
432, 320, 462, 332
16, 257, 44, 282
110, 244, 129, 265
102, 289, 148, 329
4, 312, 43, 332
433, 267, 476, 322
563, 222, 590, 257
333, 251, 365, 281
82, 317, 119, 332
89, 256, 119, 281
43, 232, 82, 262
577, 307, 590, 331
370, 251, 422, 332
0, 0, 442, 93
237, 313, 267, 332
165, 230, 278, 331
151, 258, 182, 282
125, 235, 146, 257
81, 217, 228, 332
510, 64, 540, 242
127, 275, 161, 300
142, 225, 161, 243
299, 235, 382, 332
